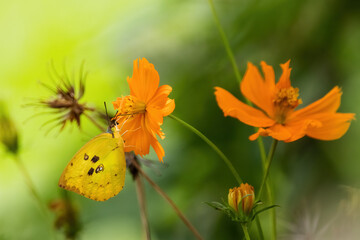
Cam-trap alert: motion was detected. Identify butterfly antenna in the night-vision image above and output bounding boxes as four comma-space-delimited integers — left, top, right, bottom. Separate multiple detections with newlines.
104, 102, 114, 138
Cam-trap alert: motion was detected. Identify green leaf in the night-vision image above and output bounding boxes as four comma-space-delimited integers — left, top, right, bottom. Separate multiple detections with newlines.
204, 201, 228, 211
251, 205, 280, 221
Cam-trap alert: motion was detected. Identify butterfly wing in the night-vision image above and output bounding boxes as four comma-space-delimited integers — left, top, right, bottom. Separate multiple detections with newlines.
59, 133, 126, 201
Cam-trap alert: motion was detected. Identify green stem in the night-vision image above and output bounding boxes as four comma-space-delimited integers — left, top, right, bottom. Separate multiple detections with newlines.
14, 157, 49, 217
169, 114, 242, 184
14, 156, 56, 239
207, 0, 277, 237
255, 217, 264, 240
257, 137, 267, 165
257, 137, 276, 240
241, 224, 251, 240
257, 140, 278, 200
207, 0, 242, 83
271, 199, 277, 240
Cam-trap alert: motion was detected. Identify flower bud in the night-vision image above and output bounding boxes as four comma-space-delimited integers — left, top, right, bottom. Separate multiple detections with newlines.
228, 183, 255, 215
0, 103, 19, 154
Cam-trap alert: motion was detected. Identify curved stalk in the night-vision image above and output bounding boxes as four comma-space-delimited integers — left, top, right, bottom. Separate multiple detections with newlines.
169, 114, 242, 184
206, 1, 276, 237
14, 156, 56, 239
207, 0, 242, 83
135, 175, 151, 240
257, 140, 278, 200
131, 160, 203, 240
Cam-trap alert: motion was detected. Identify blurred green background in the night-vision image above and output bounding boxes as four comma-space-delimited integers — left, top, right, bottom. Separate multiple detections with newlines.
0, 0, 359, 239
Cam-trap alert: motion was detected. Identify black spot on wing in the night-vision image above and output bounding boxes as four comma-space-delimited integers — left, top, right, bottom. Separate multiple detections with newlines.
84, 153, 89, 160
91, 155, 99, 163
88, 167, 94, 176
95, 164, 104, 173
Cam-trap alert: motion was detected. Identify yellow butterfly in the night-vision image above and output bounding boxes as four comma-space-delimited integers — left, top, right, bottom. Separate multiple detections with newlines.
58, 131, 126, 201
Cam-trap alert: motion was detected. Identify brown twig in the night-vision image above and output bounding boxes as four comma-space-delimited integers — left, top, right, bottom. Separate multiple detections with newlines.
135, 175, 151, 240
126, 153, 151, 240
131, 160, 203, 240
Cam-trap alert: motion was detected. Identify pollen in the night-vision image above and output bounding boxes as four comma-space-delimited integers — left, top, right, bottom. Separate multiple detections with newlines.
274, 87, 302, 108
117, 96, 146, 116
273, 87, 302, 124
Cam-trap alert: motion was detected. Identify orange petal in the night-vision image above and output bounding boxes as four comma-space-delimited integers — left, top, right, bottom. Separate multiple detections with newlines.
215, 87, 275, 127
112, 97, 123, 109
147, 84, 175, 117
276, 60, 292, 89
150, 136, 165, 162
127, 58, 160, 103
249, 130, 261, 141
284, 119, 323, 142
260, 61, 276, 94
289, 86, 342, 121
305, 113, 355, 140
120, 114, 150, 156
240, 62, 274, 116
249, 124, 291, 141
145, 106, 164, 137
162, 99, 175, 116
148, 85, 173, 109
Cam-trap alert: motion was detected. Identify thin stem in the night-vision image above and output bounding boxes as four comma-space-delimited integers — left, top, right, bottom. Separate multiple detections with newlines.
131, 160, 203, 240
207, 0, 242, 83
241, 224, 251, 240
257, 140, 278, 200
255, 217, 264, 240
169, 114, 242, 184
257, 137, 276, 240
271, 196, 277, 240
83, 112, 106, 132
135, 175, 151, 240
14, 157, 49, 217
256, 137, 266, 166
207, 1, 275, 237
126, 153, 151, 240
14, 156, 56, 240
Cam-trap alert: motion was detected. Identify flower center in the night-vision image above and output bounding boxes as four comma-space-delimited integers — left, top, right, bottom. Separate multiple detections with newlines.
117, 96, 146, 116
273, 87, 302, 124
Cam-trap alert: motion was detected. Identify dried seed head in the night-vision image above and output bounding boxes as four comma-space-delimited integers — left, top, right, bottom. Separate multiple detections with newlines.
28, 62, 102, 132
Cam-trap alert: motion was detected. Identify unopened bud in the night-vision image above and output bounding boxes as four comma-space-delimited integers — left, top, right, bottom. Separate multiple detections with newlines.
228, 183, 255, 216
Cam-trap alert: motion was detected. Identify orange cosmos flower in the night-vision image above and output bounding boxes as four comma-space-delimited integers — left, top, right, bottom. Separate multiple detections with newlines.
112, 58, 175, 162
215, 60, 355, 142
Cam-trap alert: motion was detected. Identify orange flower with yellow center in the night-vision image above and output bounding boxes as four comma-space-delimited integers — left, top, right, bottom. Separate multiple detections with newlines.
215, 60, 355, 142
228, 183, 255, 215
112, 58, 175, 162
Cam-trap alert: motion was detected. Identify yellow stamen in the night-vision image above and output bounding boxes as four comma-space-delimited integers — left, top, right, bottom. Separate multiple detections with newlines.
273, 87, 302, 123
117, 96, 146, 116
